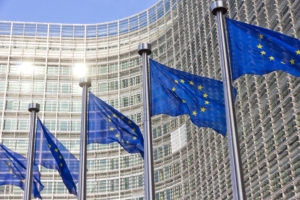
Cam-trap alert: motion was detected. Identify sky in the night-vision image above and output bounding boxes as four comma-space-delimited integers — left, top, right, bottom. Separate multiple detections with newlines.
0, 0, 159, 24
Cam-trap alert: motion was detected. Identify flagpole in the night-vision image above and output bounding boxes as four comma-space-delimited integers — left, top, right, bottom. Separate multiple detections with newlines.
24, 103, 40, 200
211, 1, 246, 200
78, 77, 91, 200
138, 43, 155, 200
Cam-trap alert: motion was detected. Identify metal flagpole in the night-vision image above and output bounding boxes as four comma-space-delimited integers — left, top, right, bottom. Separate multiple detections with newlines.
78, 77, 91, 200
24, 103, 40, 200
138, 43, 155, 200
211, 1, 246, 200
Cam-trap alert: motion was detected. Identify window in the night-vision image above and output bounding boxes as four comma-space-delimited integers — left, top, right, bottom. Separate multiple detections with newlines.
99, 82, 108, 92
6, 100, 18, 111
8, 81, 19, 92
20, 81, 32, 93
109, 80, 118, 91
4, 119, 17, 130
71, 120, 80, 131
60, 66, 71, 75
121, 96, 129, 107
0, 81, 5, 92
46, 82, 58, 93
72, 101, 81, 112
60, 83, 71, 93
108, 63, 118, 72
44, 120, 56, 131
33, 81, 44, 93
45, 101, 57, 112
47, 66, 59, 75
18, 120, 28, 130
58, 120, 69, 131
99, 64, 107, 74
59, 101, 70, 112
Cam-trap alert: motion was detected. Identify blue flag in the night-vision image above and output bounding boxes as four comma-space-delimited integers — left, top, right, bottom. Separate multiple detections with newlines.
150, 59, 228, 136
88, 92, 144, 158
0, 144, 44, 199
34, 118, 79, 195
227, 18, 300, 80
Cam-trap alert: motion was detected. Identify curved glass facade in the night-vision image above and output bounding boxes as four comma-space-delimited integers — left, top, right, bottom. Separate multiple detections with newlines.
0, 0, 299, 199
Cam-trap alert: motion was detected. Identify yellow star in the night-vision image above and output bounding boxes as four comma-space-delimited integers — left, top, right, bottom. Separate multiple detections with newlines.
189, 81, 194, 85
9, 169, 13, 173
59, 155, 62, 159
13, 175, 16, 178
126, 141, 129, 144
121, 139, 124, 143
108, 118, 112, 122
259, 34, 263, 39
113, 114, 116, 118
8, 162, 11, 166
115, 134, 119, 138
133, 137, 137, 140
269, 56, 274, 61
22, 180, 25, 183
107, 115, 111, 118
174, 80, 178, 84
182, 100, 186, 103
180, 79, 185, 83
128, 121, 132, 124
296, 50, 300, 55
110, 127, 114, 131
257, 44, 263, 49
205, 101, 209, 104
172, 88, 176, 91
203, 94, 208, 98
131, 128, 135, 132
201, 107, 206, 112
281, 61, 285, 64
290, 59, 295, 64
55, 148, 58, 152
260, 51, 266, 55
60, 163, 63, 167
49, 144, 51, 148
198, 85, 203, 90
192, 111, 197, 116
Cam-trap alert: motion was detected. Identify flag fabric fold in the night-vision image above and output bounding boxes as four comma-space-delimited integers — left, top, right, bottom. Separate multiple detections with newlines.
227, 18, 300, 80
150, 59, 228, 136
34, 118, 79, 195
0, 144, 44, 199
88, 92, 144, 158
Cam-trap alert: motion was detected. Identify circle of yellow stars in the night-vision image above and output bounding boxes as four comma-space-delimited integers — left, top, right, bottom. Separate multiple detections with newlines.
107, 114, 138, 145
257, 34, 298, 65
173, 78, 209, 117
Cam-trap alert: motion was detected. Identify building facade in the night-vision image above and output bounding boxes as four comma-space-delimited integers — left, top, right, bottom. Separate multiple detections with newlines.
0, 0, 299, 199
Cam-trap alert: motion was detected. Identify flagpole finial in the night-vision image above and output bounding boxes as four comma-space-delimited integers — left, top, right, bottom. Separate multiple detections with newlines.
28, 103, 40, 112
211, 1, 227, 15
79, 77, 91, 88
138, 43, 151, 56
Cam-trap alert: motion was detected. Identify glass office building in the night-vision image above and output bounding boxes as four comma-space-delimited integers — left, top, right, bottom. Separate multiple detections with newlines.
0, 0, 299, 199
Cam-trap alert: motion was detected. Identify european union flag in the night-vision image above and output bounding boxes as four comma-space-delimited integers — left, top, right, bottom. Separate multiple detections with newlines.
150, 59, 228, 136
227, 18, 300, 80
88, 92, 144, 158
34, 118, 79, 195
0, 144, 44, 199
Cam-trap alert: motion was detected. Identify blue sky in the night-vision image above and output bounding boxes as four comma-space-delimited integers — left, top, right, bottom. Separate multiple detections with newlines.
0, 0, 159, 24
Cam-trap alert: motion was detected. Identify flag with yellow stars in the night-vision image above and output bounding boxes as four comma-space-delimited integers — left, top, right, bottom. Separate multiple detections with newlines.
88, 92, 144, 158
34, 118, 79, 195
0, 144, 44, 198
227, 18, 300, 80
150, 59, 229, 136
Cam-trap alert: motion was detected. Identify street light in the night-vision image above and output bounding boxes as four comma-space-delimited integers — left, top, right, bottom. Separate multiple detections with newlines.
19, 62, 33, 75
73, 63, 87, 78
